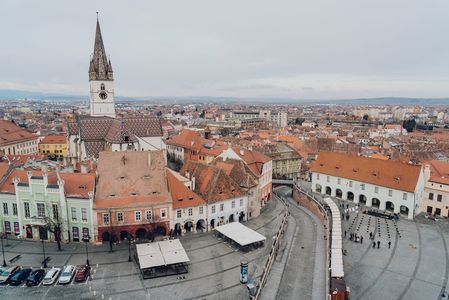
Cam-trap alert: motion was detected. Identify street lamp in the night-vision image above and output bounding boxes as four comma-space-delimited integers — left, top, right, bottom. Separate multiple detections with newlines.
83, 235, 90, 266
41, 239, 47, 268
127, 234, 132, 262
1, 234, 6, 267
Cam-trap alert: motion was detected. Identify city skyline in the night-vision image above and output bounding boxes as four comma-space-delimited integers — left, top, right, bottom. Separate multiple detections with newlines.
1, 0, 449, 99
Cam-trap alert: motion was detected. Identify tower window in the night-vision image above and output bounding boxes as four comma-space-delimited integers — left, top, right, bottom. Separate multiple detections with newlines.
100, 83, 105, 91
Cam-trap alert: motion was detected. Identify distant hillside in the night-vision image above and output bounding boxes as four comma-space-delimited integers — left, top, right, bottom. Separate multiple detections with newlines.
0, 89, 448, 105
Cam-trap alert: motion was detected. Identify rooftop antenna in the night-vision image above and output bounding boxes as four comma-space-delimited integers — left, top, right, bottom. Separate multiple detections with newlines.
96, 11, 99, 21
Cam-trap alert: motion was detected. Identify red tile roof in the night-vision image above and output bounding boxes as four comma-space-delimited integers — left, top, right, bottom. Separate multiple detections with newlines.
310, 151, 422, 192
40, 135, 67, 145
167, 170, 206, 209
232, 146, 271, 176
0, 120, 38, 147
428, 160, 449, 185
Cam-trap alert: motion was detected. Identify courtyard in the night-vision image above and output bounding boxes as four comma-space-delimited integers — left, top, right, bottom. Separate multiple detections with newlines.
0, 198, 286, 300
339, 199, 449, 300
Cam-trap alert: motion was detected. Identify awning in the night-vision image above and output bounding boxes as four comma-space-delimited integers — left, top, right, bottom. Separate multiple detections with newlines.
215, 222, 266, 247
136, 239, 190, 269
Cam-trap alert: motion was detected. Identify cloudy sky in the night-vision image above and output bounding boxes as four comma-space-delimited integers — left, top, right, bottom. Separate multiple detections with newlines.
1, 0, 449, 99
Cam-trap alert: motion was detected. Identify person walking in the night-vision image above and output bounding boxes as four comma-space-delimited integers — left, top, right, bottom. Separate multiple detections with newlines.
369, 232, 372, 239
344, 230, 347, 237
372, 241, 376, 248
360, 236, 363, 244
388, 241, 391, 248
377, 240, 380, 248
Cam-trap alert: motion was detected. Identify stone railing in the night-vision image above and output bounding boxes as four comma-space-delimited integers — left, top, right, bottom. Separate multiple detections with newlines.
253, 193, 289, 300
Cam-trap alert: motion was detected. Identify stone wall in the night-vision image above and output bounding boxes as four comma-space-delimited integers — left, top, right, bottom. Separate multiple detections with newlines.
292, 188, 327, 224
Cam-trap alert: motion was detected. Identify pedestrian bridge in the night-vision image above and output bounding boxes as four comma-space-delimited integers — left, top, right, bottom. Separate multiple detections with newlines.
272, 179, 294, 185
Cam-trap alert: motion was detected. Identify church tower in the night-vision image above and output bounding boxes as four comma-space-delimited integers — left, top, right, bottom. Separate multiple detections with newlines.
88, 16, 115, 118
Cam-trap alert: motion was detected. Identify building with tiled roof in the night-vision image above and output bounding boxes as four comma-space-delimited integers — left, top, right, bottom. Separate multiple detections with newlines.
0, 120, 39, 156
309, 151, 425, 219
180, 161, 249, 229
38, 135, 68, 159
422, 160, 449, 217
0, 167, 95, 242
66, 18, 164, 161
94, 151, 172, 242
218, 147, 273, 206
257, 143, 302, 180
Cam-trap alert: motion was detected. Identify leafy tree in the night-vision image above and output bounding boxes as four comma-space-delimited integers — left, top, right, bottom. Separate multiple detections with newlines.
362, 114, 369, 121
43, 205, 64, 251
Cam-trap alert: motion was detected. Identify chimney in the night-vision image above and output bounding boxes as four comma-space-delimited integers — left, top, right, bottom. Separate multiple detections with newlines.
424, 164, 431, 181
192, 176, 196, 190
81, 163, 90, 174
148, 152, 152, 167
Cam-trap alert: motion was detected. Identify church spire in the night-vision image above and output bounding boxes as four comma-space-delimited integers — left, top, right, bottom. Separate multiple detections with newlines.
89, 14, 113, 81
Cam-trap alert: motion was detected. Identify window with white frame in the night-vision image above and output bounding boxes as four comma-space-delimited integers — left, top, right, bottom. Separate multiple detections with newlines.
316, 174, 320, 180
71, 207, 77, 221
220, 203, 224, 211
13, 203, 18, 216
3, 203, 8, 215
232, 200, 235, 209
82, 208, 87, 222
117, 212, 124, 222
211, 205, 216, 214
361, 184, 365, 190
24, 202, 30, 218
389, 190, 393, 197
146, 210, 152, 221
240, 199, 244, 207
199, 206, 203, 214
135, 211, 141, 221
327, 176, 330, 182
160, 209, 167, 219
177, 210, 182, 218
103, 213, 110, 224
403, 193, 407, 200
52, 204, 58, 220
188, 208, 193, 216
349, 181, 353, 187
374, 186, 379, 193
37, 203, 45, 218
337, 178, 341, 184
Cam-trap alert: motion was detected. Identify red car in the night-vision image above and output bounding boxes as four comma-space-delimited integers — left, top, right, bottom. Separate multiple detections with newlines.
74, 265, 91, 282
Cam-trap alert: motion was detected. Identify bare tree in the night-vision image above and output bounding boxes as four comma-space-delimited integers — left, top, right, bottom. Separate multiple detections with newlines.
43, 204, 64, 251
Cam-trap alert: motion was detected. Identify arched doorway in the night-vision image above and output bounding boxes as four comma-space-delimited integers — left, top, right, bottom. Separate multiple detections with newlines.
359, 194, 367, 205
174, 223, 182, 236
386, 201, 394, 212
136, 228, 147, 239
315, 184, 322, 193
335, 189, 343, 199
120, 231, 130, 240
347, 192, 354, 201
154, 225, 166, 237
147, 230, 154, 241
325, 186, 332, 196
400, 205, 409, 216
229, 214, 235, 223
239, 212, 245, 222
185, 221, 193, 232
210, 219, 215, 229
101, 232, 110, 242
372, 198, 380, 208
196, 219, 206, 232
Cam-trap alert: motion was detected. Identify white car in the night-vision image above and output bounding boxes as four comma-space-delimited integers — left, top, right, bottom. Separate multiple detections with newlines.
42, 267, 61, 286
58, 265, 75, 284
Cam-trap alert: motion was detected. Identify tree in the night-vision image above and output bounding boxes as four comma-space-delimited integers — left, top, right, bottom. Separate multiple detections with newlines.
43, 205, 64, 251
402, 118, 416, 133
199, 110, 206, 119
362, 114, 369, 121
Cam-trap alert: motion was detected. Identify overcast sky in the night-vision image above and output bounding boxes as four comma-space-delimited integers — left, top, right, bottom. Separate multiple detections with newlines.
1, 0, 449, 99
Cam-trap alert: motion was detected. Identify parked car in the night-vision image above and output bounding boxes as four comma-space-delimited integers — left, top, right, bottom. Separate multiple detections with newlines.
42, 267, 61, 286
9, 268, 32, 286
0, 266, 20, 284
74, 265, 91, 282
26, 269, 46, 286
58, 265, 76, 284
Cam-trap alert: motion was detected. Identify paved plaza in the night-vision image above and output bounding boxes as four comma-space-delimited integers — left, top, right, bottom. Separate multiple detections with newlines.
0, 198, 286, 300
340, 199, 449, 300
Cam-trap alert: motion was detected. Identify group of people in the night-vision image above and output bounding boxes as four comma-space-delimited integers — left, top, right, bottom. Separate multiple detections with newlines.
344, 230, 364, 244
369, 232, 392, 249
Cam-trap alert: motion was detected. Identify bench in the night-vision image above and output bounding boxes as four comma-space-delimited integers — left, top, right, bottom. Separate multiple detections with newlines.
9, 254, 21, 263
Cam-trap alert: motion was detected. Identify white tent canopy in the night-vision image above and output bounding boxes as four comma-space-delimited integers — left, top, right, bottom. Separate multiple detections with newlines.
324, 197, 345, 278
215, 222, 266, 246
136, 239, 190, 269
